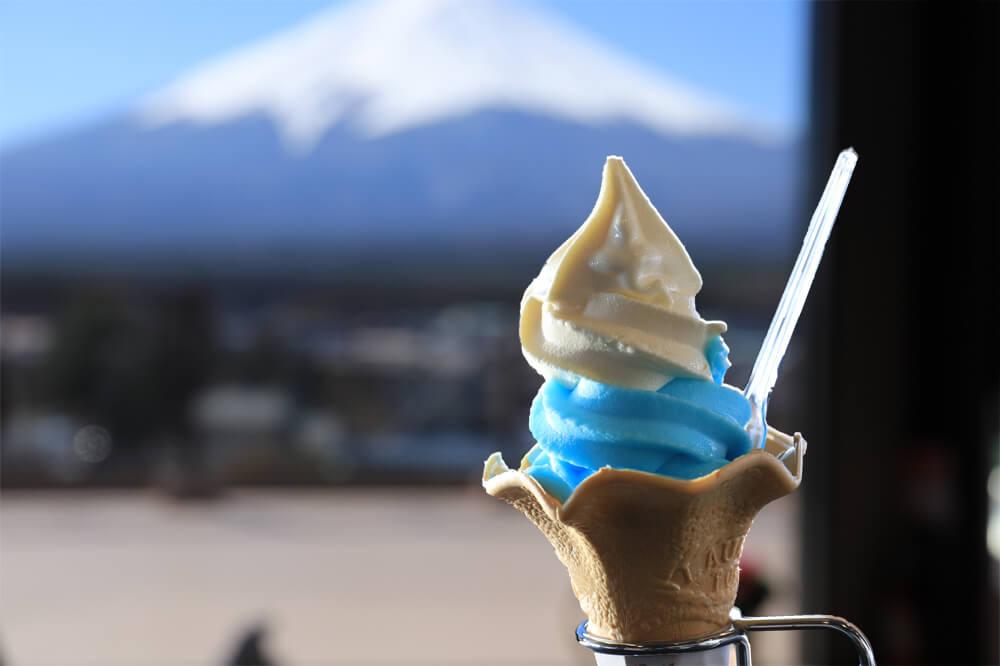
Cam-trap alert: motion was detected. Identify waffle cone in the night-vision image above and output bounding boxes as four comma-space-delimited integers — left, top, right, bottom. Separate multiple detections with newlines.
483, 429, 804, 644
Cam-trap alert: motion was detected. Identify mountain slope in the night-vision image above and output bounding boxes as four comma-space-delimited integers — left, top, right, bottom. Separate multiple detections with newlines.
0, 0, 800, 284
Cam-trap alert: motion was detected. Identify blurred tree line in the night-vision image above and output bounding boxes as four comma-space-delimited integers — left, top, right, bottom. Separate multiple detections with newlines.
41, 288, 215, 466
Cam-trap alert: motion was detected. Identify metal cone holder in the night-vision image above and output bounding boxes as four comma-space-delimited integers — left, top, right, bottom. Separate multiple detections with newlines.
576, 609, 875, 666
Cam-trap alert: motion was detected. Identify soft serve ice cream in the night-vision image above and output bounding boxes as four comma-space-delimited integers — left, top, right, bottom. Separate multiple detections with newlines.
517, 156, 753, 501
483, 156, 803, 644
520, 156, 724, 388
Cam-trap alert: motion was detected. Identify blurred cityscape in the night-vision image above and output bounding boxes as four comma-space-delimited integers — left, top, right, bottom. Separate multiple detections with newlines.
1, 283, 532, 490
1, 269, 803, 493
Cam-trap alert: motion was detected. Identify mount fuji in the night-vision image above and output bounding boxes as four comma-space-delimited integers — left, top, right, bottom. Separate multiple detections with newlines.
1, 0, 801, 284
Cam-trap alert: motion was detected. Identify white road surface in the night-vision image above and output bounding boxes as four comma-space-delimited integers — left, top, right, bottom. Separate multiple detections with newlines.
0, 489, 800, 665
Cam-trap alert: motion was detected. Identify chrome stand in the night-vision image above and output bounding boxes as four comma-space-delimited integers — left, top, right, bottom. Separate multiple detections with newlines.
576, 610, 875, 666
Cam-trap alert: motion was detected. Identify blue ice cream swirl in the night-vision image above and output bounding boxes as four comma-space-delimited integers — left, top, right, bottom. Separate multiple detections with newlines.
522, 336, 753, 502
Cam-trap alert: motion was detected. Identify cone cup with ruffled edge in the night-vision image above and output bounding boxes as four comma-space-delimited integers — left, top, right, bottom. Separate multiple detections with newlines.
483, 429, 804, 645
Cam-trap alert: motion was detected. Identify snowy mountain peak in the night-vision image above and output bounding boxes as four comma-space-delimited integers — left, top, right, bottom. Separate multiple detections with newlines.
139, 0, 768, 152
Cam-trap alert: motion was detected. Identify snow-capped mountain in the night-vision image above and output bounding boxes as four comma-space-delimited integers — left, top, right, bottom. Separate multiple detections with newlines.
140, 0, 768, 151
1, 0, 800, 284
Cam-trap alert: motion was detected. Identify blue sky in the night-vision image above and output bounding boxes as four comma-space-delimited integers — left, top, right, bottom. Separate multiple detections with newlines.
0, 0, 808, 149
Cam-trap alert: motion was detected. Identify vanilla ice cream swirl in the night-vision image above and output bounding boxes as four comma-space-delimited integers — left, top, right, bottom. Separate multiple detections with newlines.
520, 156, 725, 390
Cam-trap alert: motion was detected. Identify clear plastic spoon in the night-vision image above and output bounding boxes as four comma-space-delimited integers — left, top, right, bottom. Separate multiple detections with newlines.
745, 148, 858, 452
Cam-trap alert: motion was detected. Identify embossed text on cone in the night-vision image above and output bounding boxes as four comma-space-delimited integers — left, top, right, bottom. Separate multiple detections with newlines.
483, 430, 803, 645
